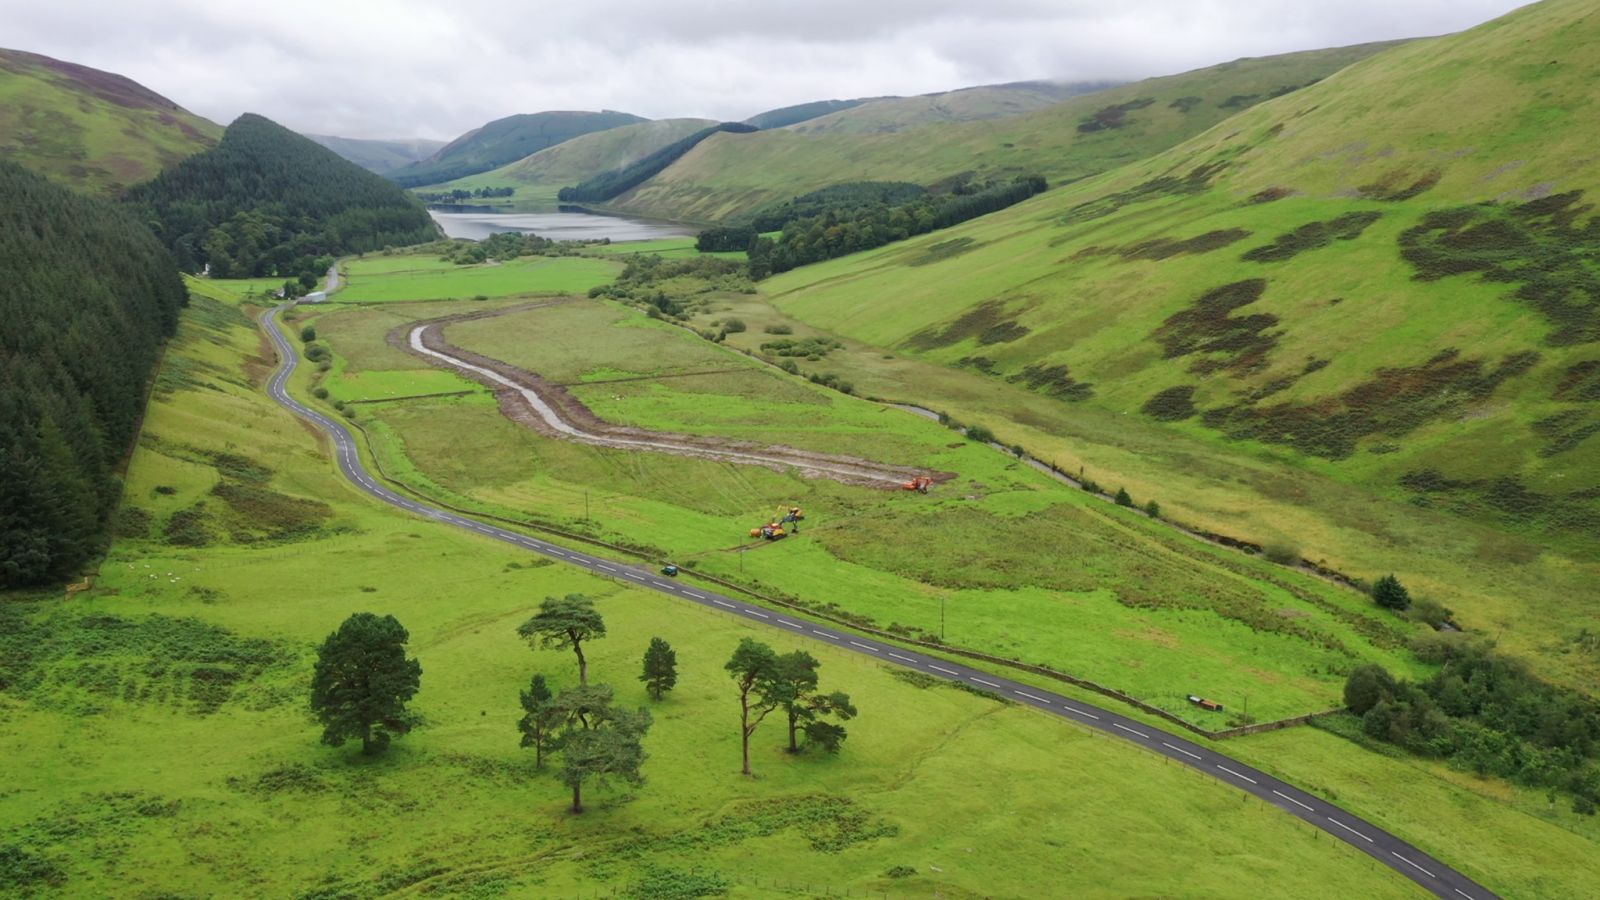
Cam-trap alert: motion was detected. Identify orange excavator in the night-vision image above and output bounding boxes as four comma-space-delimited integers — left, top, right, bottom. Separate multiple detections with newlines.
749, 505, 804, 540
902, 476, 932, 493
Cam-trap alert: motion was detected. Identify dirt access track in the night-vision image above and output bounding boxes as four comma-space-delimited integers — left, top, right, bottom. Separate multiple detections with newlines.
391, 302, 951, 489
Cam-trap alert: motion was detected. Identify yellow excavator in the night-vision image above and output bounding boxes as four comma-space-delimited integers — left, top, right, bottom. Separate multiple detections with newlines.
749, 506, 804, 541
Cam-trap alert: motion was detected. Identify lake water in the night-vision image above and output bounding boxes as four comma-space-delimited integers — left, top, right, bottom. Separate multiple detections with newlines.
429, 206, 694, 242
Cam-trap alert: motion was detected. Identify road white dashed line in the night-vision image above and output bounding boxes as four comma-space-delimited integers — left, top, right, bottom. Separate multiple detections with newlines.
684, 591, 705, 600
1454, 890, 1476, 900
1162, 742, 1202, 760
625, 572, 645, 581
777, 619, 803, 629
887, 652, 916, 662
597, 564, 616, 572
926, 664, 960, 676
1013, 690, 1050, 704
1062, 706, 1099, 720
1272, 790, 1314, 812
848, 641, 879, 652
970, 677, 1000, 688
747, 611, 769, 619
1326, 817, 1373, 842
1390, 852, 1436, 879
1113, 723, 1149, 739
712, 599, 736, 609
1216, 764, 1258, 785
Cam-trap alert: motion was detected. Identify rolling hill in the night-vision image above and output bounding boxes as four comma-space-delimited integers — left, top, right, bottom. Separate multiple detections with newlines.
604, 41, 1403, 223
387, 110, 647, 188
784, 79, 1120, 135
0, 48, 221, 196
757, 0, 1599, 687
305, 134, 445, 174
126, 113, 437, 277
411, 117, 717, 206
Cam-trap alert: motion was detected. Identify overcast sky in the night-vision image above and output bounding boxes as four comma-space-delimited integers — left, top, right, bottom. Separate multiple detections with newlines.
4, 0, 1529, 141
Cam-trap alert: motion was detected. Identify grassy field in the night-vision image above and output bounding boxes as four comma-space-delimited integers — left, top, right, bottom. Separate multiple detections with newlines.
333, 253, 622, 302
0, 48, 220, 196
300, 295, 1432, 727
735, 0, 1600, 698
0, 278, 1428, 899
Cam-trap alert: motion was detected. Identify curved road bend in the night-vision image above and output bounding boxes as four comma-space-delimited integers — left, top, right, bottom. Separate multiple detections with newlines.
263, 303, 1496, 900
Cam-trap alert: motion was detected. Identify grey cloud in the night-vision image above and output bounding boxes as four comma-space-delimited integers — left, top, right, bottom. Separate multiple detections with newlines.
0, 0, 1527, 140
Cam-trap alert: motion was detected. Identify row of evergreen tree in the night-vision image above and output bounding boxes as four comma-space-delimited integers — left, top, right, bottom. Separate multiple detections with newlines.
0, 162, 189, 586
740, 175, 1047, 277
125, 114, 437, 279
556, 122, 758, 203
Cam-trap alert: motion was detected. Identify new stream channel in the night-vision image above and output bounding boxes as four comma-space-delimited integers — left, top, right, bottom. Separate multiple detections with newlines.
428, 205, 694, 242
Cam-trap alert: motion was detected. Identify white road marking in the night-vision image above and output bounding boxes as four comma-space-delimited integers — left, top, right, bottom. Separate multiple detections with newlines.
597, 564, 616, 572
1272, 790, 1314, 812
1163, 742, 1202, 760
625, 572, 645, 581
926, 664, 960, 676
1216, 765, 1258, 785
814, 630, 839, 640
1062, 706, 1099, 720
1113, 723, 1149, 739
548, 550, 567, 558
1391, 852, 1436, 879
712, 600, 736, 609
1013, 690, 1049, 704
970, 677, 1000, 688
1454, 890, 1476, 900
1326, 817, 1373, 842
684, 591, 706, 600
848, 641, 880, 652
777, 619, 803, 629
887, 652, 916, 662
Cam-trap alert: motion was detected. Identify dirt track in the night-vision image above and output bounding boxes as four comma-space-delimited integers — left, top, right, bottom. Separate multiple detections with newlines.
390, 305, 950, 489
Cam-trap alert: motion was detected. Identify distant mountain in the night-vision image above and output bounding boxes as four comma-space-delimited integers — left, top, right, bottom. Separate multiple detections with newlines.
126, 113, 437, 278
0, 48, 221, 196
784, 80, 1121, 135
744, 99, 872, 130
305, 134, 446, 174
416, 118, 718, 205
609, 41, 1403, 223
387, 110, 648, 188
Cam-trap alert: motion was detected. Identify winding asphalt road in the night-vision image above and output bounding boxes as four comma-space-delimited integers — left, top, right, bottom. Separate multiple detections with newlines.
263, 300, 1497, 900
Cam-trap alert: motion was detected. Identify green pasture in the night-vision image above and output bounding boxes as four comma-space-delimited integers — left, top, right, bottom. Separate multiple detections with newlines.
334, 253, 621, 302
0, 276, 1420, 899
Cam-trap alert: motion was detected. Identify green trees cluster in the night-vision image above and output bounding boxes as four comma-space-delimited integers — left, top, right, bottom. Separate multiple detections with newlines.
1344, 642, 1600, 812
441, 231, 559, 265
726, 638, 856, 775
414, 186, 515, 203
309, 613, 423, 755
746, 175, 1047, 278
0, 162, 188, 587
125, 113, 436, 279
557, 122, 758, 203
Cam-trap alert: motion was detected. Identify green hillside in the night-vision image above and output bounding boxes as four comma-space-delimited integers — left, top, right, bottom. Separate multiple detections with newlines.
305, 134, 444, 174
387, 110, 646, 188
608, 41, 1402, 223
0, 48, 220, 196
754, 0, 1599, 689
744, 98, 870, 129
125, 113, 437, 278
785, 80, 1119, 135
414, 118, 716, 207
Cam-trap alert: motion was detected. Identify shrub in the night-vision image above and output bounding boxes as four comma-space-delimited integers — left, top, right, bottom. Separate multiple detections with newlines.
721, 318, 746, 333
1407, 597, 1454, 629
885, 865, 916, 879
1372, 574, 1412, 611
299, 325, 316, 342
312, 387, 329, 399
1144, 500, 1161, 519
1262, 540, 1301, 566
1343, 664, 1396, 714
763, 323, 793, 335
965, 424, 995, 443
1113, 487, 1134, 507
303, 344, 330, 363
